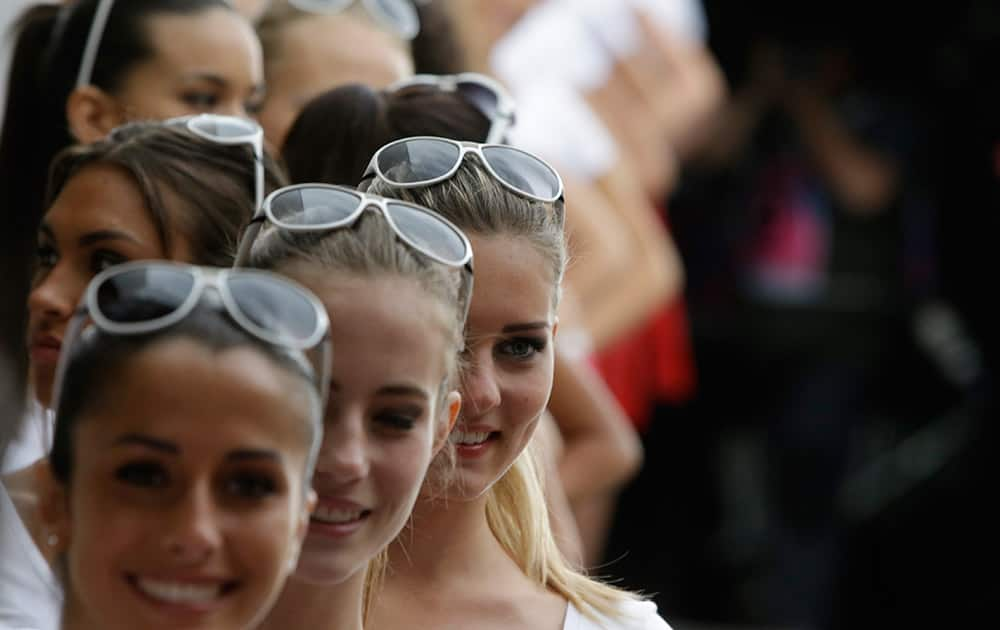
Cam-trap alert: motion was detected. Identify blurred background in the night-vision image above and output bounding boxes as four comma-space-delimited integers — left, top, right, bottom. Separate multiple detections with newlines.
2, 0, 996, 628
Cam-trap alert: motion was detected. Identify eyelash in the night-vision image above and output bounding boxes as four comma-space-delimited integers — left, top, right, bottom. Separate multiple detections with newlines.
182, 91, 219, 110
374, 409, 421, 432
223, 473, 279, 500
36, 242, 57, 269
115, 460, 169, 488
91, 249, 128, 275
496, 337, 547, 360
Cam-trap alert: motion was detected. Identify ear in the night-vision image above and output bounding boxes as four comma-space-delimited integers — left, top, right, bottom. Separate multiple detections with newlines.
551, 316, 559, 339
34, 461, 71, 560
434, 390, 462, 453
297, 488, 317, 544
65, 85, 126, 143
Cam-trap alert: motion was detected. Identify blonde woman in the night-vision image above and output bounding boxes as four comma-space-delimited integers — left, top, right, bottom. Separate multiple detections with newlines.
364, 138, 672, 629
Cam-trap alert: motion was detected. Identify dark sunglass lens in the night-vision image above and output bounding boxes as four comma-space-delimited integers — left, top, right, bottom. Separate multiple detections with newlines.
367, 0, 419, 38
481, 146, 560, 200
96, 266, 194, 323
387, 202, 468, 265
457, 81, 500, 120
228, 274, 320, 345
270, 187, 361, 226
377, 138, 460, 185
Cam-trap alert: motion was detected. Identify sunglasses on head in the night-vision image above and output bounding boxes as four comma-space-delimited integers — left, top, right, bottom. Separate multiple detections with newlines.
52, 260, 332, 407
234, 183, 473, 272
163, 114, 265, 211
288, 0, 420, 39
361, 136, 564, 204
388, 73, 517, 144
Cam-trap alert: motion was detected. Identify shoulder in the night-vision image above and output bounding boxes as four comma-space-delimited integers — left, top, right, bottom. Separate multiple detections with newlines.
566, 599, 672, 630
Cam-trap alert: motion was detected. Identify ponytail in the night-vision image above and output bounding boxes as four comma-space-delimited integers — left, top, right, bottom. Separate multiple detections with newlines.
486, 446, 640, 622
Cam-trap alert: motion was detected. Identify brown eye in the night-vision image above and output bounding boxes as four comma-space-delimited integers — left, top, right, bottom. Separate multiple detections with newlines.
223, 473, 278, 499
115, 461, 169, 488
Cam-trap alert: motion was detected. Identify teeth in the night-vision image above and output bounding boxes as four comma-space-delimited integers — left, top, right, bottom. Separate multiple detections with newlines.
450, 430, 491, 446
136, 578, 221, 604
312, 505, 364, 524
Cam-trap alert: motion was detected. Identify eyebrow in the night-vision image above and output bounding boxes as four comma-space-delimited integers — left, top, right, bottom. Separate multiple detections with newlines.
113, 434, 179, 454
40, 222, 142, 248
329, 381, 429, 400
501, 322, 550, 333
181, 72, 228, 87
226, 450, 281, 463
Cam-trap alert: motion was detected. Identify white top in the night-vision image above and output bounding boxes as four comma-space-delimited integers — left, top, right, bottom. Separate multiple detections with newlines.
2, 404, 53, 474
563, 599, 672, 630
506, 84, 619, 180
0, 482, 62, 630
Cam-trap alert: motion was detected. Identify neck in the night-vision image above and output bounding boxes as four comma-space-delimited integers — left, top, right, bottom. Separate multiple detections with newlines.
387, 491, 519, 586
258, 570, 365, 630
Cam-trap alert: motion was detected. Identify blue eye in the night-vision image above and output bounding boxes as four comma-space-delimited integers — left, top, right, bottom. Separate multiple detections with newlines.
497, 337, 546, 360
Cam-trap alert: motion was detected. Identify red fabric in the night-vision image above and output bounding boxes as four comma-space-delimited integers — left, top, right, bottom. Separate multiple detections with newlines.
593, 204, 697, 432
595, 297, 697, 433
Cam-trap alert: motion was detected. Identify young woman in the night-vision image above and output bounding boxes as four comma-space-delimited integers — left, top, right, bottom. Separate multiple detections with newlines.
0, 0, 265, 440
25, 261, 329, 630
1, 120, 285, 629
254, 0, 415, 148
363, 140, 672, 629
281, 82, 643, 564
240, 183, 474, 630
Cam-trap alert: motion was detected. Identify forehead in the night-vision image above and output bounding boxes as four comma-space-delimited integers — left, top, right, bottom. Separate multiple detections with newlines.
466, 235, 556, 328
142, 8, 263, 82
286, 269, 454, 391
76, 338, 314, 457
46, 164, 157, 238
275, 14, 412, 87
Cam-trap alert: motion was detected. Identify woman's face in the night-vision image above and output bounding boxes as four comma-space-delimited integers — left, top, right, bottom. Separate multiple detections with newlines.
448, 235, 557, 500
279, 268, 458, 584
52, 338, 316, 630
110, 8, 264, 123
27, 164, 193, 408
257, 14, 413, 148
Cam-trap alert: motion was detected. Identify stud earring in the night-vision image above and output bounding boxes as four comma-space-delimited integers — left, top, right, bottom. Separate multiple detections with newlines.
46, 533, 60, 547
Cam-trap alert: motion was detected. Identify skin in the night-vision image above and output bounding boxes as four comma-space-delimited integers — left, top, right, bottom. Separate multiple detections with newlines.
370, 235, 567, 630
257, 270, 459, 630
257, 13, 413, 148
27, 164, 194, 408
69, 8, 264, 142
42, 338, 317, 630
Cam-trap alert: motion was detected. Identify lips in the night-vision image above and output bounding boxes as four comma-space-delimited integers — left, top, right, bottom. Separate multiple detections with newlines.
450, 426, 500, 459
29, 333, 62, 364
128, 574, 237, 612
308, 498, 371, 538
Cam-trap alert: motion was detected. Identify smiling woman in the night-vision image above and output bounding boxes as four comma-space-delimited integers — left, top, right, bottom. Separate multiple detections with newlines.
0, 120, 286, 630
33, 264, 329, 630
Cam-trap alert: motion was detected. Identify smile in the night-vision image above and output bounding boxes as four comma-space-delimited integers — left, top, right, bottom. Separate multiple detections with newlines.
129, 575, 236, 608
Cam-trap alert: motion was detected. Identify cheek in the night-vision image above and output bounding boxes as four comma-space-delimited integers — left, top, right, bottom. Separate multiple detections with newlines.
376, 438, 435, 514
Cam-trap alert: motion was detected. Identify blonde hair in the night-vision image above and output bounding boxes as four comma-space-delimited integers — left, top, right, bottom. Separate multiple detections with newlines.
367, 160, 640, 621
246, 211, 470, 621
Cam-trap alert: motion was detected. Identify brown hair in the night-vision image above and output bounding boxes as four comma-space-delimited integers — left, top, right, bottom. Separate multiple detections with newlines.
47, 121, 287, 267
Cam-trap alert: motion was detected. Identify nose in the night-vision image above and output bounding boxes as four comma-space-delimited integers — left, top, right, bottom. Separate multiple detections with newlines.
316, 410, 370, 482
28, 264, 81, 327
161, 483, 222, 564
462, 355, 502, 417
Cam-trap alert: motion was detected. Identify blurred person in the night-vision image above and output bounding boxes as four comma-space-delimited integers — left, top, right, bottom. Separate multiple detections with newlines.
1, 120, 286, 629
0, 0, 265, 468
363, 141, 671, 629
681, 34, 923, 627
15, 262, 327, 630
280, 82, 645, 564
238, 183, 471, 630
254, 0, 415, 148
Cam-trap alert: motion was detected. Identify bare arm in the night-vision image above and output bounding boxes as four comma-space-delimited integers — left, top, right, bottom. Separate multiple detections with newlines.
784, 86, 900, 214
